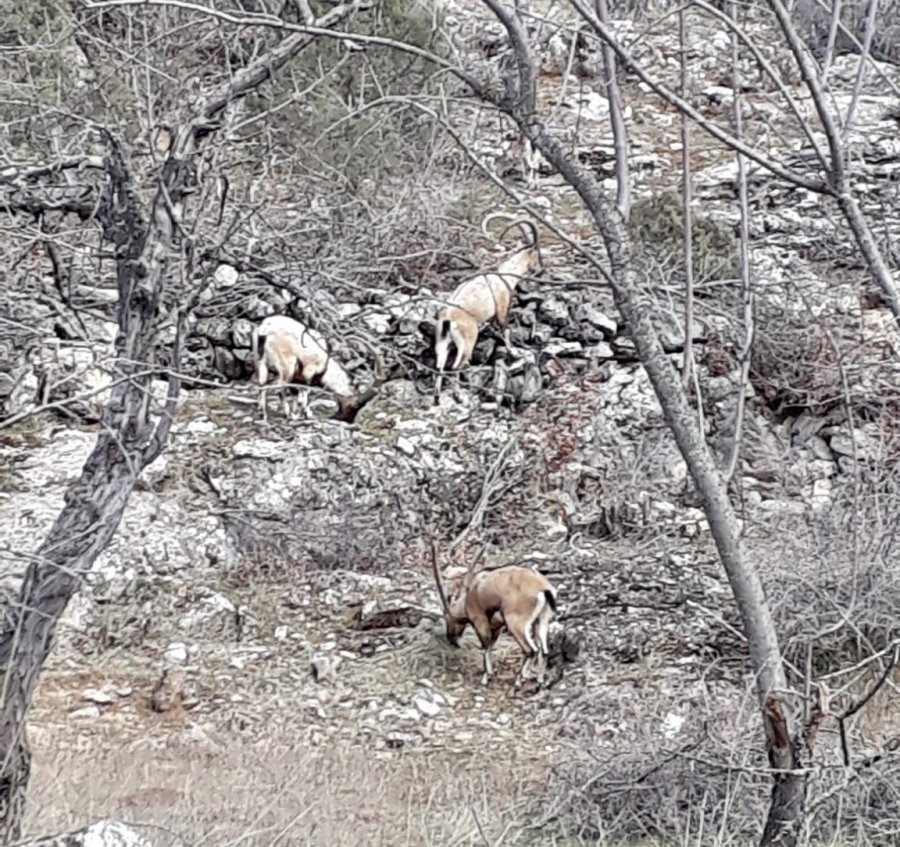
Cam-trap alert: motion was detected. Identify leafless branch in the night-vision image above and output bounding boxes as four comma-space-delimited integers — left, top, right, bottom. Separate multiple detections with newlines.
724, 1, 754, 485
449, 434, 521, 553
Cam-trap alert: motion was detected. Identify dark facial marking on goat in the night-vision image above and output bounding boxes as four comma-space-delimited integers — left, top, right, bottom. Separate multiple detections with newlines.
307, 366, 326, 388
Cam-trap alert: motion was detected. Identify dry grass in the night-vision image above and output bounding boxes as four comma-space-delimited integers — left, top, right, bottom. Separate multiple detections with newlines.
27, 732, 556, 846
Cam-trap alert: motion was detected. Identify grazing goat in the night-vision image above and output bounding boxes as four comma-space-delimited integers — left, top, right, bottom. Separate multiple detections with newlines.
434, 214, 542, 401
431, 543, 557, 688
253, 314, 378, 424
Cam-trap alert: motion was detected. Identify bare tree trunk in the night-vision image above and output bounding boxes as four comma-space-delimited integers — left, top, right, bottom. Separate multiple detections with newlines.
0, 4, 362, 836
679, 7, 695, 389
0, 428, 145, 835
594, 0, 630, 220
724, 0, 754, 486
479, 2, 803, 842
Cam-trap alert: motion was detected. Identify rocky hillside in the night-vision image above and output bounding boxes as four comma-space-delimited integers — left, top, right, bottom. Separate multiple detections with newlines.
2, 0, 900, 845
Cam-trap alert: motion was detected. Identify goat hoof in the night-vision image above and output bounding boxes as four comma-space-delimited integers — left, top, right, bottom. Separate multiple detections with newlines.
480, 674, 491, 686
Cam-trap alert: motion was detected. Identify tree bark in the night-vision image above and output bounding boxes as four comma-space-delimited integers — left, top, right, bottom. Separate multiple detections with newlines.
0, 430, 144, 838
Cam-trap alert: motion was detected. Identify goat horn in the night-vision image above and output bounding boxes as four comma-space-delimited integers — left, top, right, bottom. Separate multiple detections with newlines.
481, 211, 518, 240
431, 540, 451, 617
498, 218, 538, 250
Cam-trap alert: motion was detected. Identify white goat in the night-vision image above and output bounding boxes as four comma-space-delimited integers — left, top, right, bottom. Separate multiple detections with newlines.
253, 314, 375, 423
431, 544, 558, 688
434, 214, 542, 400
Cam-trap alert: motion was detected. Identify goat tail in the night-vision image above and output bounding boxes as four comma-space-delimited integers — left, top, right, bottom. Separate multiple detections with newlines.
543, 589, 557, 614
254, 331, 269, 385
438, 318, 452, 340
254, 330, 267, 360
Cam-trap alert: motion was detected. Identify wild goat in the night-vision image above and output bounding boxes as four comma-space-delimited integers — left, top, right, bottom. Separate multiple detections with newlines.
433, 213, 542, 401
431, 543, 557, 688
253, 314, 378, 424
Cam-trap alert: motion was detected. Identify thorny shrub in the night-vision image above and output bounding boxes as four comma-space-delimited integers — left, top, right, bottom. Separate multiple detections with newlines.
630, 191, 739, 289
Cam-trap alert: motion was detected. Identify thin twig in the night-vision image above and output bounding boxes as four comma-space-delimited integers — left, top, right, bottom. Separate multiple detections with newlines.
449, 434, 520, 553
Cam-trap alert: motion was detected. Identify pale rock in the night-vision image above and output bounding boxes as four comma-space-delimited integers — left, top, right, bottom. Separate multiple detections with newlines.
808, 435, 833, 461
310, 654, 342, 685
669, 459, 688, 484
164, 642, 188, 664
81, 688, 114, 705
544, 340, 583, 357
662, 709, 687, 740
183, 419, 220, 436
413, 696, 441, 717
138, 454, 169, 487
214, 264, 239, 287
809, 458, 837, 479
575, 304, 617, 336
539, 298, 570, 326
379, 706, 420, 723
810, 478, 833, 509
231, 318, 255, 348
338, 302, 362, 319
828, 428, 877, 460
575, 89, 610, 122
362, 311, 392, 334
232, 439, 285, 460
585, 342, 614, 361
396, 436, 416, 456
791, 412, 826, 444
758, 499, 807, 516
69, 705, 102, 719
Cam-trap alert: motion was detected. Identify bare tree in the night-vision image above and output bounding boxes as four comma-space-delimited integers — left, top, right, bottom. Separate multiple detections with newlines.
477, 2, 807, 844
567, 0, 900, 322
0, 0, 365, 836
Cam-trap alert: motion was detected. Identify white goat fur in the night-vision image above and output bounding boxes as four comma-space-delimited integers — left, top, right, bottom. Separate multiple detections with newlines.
434, 218, 541, 398
441, 564, 557, 687
253, 315, 354, 421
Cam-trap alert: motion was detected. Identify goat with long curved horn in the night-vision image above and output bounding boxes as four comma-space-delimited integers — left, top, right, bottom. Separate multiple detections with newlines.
430, 541, 558, 688
433, 213, 543, 402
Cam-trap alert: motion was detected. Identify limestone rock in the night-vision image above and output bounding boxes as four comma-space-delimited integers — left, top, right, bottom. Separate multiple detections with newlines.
310, 654, 342, 685
21, 819, 154, 847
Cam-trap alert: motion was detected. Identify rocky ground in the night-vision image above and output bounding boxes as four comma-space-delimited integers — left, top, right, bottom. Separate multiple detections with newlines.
5, 374, 750, 845
3, 1, 900, 845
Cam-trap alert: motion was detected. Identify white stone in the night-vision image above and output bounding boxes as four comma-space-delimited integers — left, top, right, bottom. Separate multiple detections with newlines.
544, 340, 583, 357
662, 710, 686, 740
82, 688, 114, 705
396, 436, 416, 456
585, 342, 614, 360
810, 478, 833, 509
70, 705, 102, 719
164, 642, 188, 664
214, 264, 239, 287
414, 696, 441, 717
